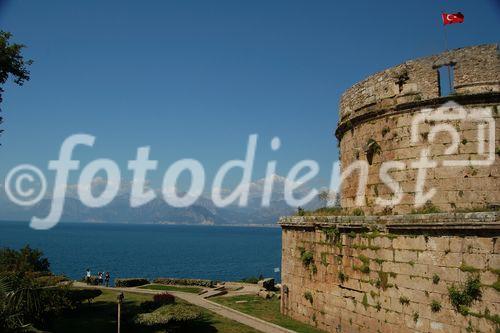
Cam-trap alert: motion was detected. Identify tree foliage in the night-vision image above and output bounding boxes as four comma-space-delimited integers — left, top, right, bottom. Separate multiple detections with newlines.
0, 30, 33, 142
0, 245, 50, 274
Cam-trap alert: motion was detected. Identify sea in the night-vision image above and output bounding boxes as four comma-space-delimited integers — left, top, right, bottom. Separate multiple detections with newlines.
0, 221, 282, 283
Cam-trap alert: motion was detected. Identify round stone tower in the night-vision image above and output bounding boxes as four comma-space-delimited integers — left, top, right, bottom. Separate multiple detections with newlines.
336, 44, 500, 214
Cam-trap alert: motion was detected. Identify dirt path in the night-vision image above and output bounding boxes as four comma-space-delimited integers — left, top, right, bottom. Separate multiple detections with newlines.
73, 282, 295, 333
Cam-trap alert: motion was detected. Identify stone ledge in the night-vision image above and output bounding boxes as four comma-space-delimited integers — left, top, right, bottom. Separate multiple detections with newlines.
335, 91, 500, 140
278, 211, 500, 233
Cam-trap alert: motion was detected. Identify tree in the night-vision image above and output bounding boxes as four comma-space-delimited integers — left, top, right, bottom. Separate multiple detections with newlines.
0, 245, 50, 273
0, 30, 33, 143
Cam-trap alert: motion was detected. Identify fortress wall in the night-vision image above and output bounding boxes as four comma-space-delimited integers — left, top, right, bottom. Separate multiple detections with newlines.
280, 214, 500, 333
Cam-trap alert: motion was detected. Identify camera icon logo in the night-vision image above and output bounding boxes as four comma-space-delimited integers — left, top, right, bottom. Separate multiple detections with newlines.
411, 101, 496, 167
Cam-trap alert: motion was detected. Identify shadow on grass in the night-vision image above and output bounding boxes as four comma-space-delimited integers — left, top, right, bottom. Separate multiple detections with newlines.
49, 299, 221, 333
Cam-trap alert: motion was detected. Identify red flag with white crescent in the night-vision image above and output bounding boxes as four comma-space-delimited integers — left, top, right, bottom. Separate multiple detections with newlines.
442, 12, 464, 25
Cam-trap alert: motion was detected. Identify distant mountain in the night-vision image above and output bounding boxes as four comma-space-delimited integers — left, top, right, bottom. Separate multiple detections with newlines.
0, 175, 323, 226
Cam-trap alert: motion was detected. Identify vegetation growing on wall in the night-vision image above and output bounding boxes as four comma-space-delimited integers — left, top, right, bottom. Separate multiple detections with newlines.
448, 275, 482, 315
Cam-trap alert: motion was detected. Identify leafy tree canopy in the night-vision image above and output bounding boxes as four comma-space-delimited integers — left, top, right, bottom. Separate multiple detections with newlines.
0, 30, 32, 141
0, 245, 50, 273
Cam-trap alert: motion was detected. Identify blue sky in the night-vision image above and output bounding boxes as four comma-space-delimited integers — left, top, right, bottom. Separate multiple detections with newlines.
0, 0, 499, 191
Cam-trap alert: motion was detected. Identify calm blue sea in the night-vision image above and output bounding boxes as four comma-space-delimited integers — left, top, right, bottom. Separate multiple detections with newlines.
0, 221, 282, 283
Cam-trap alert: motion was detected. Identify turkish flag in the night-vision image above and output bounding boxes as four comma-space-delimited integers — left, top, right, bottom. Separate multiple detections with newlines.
442, 12, 464, 25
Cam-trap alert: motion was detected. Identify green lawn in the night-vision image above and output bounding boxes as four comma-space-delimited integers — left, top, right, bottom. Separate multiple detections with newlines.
139, 284, 203, 294
212, 294, 326, 333
49, 289, 260, 333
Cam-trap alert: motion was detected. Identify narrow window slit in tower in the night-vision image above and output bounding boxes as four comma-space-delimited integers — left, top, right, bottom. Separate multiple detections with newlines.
437, 65, 454, 96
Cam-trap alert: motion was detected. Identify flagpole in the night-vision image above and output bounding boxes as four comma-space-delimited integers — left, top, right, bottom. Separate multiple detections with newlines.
441, 12, 453, 93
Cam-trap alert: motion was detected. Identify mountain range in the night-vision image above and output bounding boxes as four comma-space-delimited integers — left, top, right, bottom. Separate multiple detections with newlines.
0, 175, 322, 226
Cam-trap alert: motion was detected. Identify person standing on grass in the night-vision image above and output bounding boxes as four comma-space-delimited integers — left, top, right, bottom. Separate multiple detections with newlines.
86, 268, 91, 285
105, 272, 110, 287
98, 272, 103, 285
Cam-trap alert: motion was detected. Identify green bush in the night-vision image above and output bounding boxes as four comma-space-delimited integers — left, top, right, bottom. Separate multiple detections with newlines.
134, 304, 202, 327
0, 245, 50, 273
80, 275, 99, 285
115, 278, 149, 287
34, 274, 69, 287
153, 278, 216, 288
66, 288, 103, 305
239, 275, 263, 284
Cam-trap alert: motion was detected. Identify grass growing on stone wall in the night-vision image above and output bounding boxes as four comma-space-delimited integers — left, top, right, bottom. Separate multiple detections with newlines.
338, 271, 347, 284
430, 300, 442, 313
298, 248, 317, 276
448, 275, 482, 315
299, 248, 314, 266
320, 253, 329, 267
353, 255, 370, 274
460, 263, 480, 273
362, 294, 369, 310
376, 271, 390, 290
304, 291, 314, 304
410, 202, 440, 214
399, 296, 410, 306
352, 208, 365, 216
491, 280, 500, 292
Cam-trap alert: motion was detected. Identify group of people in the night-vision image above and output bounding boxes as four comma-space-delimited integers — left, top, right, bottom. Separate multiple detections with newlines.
86, 269, 111, 287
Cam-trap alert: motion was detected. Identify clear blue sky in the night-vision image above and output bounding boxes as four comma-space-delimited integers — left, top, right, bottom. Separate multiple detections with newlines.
0, 0, 499, 191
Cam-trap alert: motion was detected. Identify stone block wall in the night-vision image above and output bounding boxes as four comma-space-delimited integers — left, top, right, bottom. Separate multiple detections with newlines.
339, 104, 499, 214
335, 44, 500, 214
280, 213, 500, 333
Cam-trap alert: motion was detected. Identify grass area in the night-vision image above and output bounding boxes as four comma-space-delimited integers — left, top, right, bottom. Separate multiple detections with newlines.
212, 294, 326, 333
49, 289, 260, 333
139, 284, 203, 294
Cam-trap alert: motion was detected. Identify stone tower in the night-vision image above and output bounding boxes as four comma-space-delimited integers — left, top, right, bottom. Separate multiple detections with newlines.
336, 44, 499, 214
279, 45, 500, 333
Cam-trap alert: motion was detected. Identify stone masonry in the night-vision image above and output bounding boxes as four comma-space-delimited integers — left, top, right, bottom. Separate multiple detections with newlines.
280, 214, 499, 332
336, 44, 499, 214
280, 45, 500, 333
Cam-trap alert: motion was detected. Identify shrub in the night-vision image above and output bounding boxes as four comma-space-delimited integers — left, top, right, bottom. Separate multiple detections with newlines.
135, 304, 202, 327
0, 245, 50, 273
153, 278, 216, 288
154, 292, 175, 305
35, 274, 69, 287
115, 278, 149, 287
239, 275, 263, 284
432, 274, 440, 285
66, 288, 103, 305
81, 275, 99, 285
399, 296, 410, 306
